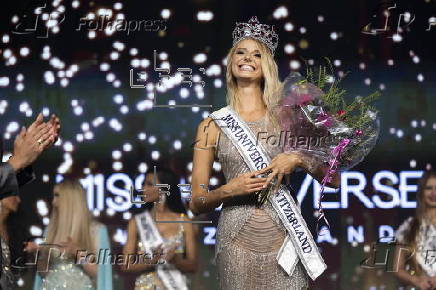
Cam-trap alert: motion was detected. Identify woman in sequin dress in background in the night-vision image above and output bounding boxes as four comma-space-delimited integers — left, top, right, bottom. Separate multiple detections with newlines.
122, 168, 198, 289
190, 17, 340, 290
395, 171, 436, 290
27, 179, 112, 290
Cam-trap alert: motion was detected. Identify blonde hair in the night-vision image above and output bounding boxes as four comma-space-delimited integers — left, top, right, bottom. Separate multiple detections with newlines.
46, 179, 95, 252
225, 37, 282, 129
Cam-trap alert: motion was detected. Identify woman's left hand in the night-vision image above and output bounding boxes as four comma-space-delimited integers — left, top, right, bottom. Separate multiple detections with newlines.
256, 152, 303, 193
430, 276, 436, 289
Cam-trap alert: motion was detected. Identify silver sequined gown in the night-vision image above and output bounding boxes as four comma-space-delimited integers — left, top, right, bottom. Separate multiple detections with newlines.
1, 236, 15, 289
134, 214, 188, 290
39, 222, 102, 289
215, 113, 309, 290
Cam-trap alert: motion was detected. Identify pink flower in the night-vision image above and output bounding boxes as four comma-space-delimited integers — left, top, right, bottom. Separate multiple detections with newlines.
355, 129, 363, 136
300, 93, 313, 105
317, 112, 333, 128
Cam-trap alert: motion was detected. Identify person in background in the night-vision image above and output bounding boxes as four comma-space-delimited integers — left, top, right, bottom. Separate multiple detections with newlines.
122, 167, 198, 289
395, 170, 436, 290
26, 179, 113, 290
0, 113, 60, 290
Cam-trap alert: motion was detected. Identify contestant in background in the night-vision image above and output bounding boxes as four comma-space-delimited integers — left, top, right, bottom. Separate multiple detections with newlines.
122, 167, 198, 290
395, 170, 436, 290
190, 16, 340, 290
26, 179, 112, 290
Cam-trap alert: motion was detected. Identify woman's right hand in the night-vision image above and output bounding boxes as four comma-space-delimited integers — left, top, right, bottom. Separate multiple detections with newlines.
412, 275, 433, 290
146, 244, 165, 265
224, 171, 267, 198
163, 244, 179, 263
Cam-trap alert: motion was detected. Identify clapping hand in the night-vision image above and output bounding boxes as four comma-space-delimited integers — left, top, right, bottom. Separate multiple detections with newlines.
27, 113, 61, 147
8, 113, 61, 171
47, 114, 61, 143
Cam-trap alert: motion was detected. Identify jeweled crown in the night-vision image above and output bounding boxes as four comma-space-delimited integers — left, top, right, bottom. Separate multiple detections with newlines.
232, 16, 279, 56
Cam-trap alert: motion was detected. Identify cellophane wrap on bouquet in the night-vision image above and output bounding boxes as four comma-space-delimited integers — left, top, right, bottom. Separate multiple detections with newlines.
273, 71, 380, 232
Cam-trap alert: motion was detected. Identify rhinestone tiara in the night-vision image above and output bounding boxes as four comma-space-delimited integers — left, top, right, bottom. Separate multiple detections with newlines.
232, 16, 279, 56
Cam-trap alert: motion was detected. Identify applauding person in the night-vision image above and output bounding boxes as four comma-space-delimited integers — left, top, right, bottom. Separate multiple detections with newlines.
0, 113, 60, 290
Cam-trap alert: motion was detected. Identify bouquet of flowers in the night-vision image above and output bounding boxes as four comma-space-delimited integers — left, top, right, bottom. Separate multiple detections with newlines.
268, 59, 380, 231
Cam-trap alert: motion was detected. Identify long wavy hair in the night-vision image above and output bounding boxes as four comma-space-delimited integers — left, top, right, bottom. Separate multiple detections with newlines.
404, 170, 436, 275
45, 179, 95, 252
225, 37, 282, 129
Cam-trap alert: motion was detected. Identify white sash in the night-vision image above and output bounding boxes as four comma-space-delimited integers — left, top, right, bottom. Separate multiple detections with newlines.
210, 106, 326, 280
135, 211, 188, 290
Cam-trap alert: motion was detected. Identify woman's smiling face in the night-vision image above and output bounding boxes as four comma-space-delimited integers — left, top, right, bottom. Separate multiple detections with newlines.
231, 38, 263, 82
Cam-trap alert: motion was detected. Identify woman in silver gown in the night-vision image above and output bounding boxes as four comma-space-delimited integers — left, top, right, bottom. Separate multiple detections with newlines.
190, 16, 340, 290
27, 179, 113, 290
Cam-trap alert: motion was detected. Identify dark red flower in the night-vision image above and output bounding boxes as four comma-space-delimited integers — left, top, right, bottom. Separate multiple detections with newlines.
337, 110, 345, 117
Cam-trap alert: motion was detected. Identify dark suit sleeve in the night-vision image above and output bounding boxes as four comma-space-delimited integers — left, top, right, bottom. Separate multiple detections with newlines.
0, 162, 19, 197
16, 165, 35, 186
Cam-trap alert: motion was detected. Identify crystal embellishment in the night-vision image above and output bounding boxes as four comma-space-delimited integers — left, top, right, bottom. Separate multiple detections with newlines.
232, 16, 279, 56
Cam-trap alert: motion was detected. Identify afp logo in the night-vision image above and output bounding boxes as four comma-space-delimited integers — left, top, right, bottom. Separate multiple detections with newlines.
12, 3, 65, 38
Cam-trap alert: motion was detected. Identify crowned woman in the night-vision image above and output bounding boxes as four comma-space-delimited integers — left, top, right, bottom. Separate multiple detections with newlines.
189, 16, 341, 289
